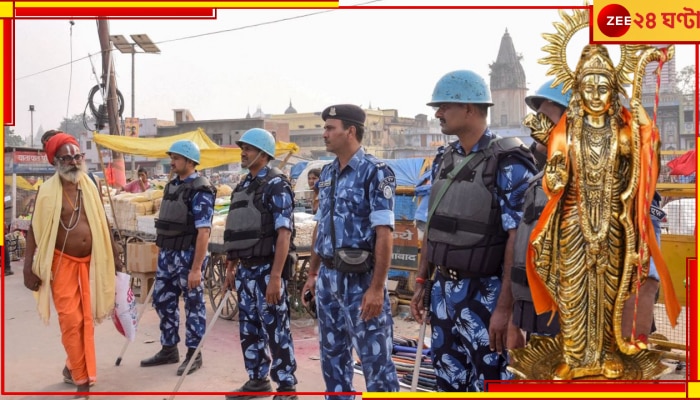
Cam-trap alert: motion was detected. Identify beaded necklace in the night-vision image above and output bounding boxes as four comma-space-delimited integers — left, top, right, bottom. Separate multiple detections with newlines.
60, 187, 81, 231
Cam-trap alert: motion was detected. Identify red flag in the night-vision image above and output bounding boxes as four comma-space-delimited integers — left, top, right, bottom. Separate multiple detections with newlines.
104, 165, 116, 186
667, 149, 697, 176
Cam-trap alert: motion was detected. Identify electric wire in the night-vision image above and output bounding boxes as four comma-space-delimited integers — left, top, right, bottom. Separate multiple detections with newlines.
66, 21, 74, 119
15, 1, 383, 81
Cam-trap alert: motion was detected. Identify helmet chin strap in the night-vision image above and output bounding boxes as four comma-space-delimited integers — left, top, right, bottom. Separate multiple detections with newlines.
247, 151, 264, 172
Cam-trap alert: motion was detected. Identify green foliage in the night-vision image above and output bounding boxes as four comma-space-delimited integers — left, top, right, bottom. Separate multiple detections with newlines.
4, 126, 26, 147
58, 113, 95, 136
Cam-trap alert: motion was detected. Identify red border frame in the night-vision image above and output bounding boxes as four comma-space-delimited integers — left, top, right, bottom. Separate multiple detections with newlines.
2, 2, 697, 398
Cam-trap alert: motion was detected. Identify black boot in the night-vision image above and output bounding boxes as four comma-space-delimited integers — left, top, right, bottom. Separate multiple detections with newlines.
140, 345, 179, 367
273, 385, 298, 400
225, 378, 272, 400
176, 348, 202, 376
74, 382, 90, 399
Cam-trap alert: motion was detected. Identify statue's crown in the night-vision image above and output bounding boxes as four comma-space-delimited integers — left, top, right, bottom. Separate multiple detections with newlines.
577, 45, 615, 80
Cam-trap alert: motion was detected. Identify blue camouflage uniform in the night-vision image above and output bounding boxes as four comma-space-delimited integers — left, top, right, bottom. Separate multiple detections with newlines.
427, 130, 533, 391
153, 171, 215, 349
648, 192, 665, 281
234, 165, 298, 388
313, 148, 399, 398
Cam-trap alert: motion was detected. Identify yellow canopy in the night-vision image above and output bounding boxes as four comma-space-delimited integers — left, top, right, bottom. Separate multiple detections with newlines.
4, 176, 43, 191
92, 128, 299, 170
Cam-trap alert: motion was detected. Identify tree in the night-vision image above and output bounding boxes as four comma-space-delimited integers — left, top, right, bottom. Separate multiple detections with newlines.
33, 124, 45, 147
676, 65, 695, 95
4, 126, 26, 147
59, 113, 95, 137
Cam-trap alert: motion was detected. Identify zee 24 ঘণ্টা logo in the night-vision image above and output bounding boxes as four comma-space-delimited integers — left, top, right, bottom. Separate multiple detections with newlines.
596, 2, 700, 41
597, 3, 633, 38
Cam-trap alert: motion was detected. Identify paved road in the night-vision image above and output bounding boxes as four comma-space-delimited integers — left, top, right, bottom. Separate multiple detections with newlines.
2, 257, 686, 399
1, 257, 373, 399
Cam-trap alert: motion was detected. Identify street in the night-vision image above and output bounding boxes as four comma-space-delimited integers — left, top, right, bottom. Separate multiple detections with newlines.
2, 256, 686, 399
1, 256, 386, 399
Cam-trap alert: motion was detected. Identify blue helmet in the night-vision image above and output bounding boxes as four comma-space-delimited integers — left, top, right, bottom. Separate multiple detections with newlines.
237, 128, 276, 159
427, 70, 493, 107
525, 79, 572, 111
167, 140, 200, 165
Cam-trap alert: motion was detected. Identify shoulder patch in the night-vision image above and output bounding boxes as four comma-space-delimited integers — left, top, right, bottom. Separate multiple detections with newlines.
378, 176, 395, 199
318, 179, 332, 189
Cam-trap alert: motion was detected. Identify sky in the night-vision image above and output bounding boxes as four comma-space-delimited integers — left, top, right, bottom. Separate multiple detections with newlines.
12, 0, 698, 144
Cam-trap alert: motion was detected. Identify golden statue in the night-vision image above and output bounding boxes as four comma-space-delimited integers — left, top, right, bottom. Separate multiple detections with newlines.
509, 9, 681, 380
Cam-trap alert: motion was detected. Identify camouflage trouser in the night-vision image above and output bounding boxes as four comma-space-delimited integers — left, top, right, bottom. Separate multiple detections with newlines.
430, 275, 513, 392
152, 249, 208, 349
316, 266, 399, 400
235, 263, 297, 388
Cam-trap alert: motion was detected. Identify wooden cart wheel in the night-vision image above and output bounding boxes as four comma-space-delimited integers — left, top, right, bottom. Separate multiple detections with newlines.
288, 253, 314, 318
206, 254, 238, 320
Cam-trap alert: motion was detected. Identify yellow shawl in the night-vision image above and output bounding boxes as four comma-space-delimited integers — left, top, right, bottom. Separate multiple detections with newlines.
31, 171, 115, 324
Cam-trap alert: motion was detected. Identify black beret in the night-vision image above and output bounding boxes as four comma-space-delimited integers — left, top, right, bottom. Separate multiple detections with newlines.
321, 104, 365, 126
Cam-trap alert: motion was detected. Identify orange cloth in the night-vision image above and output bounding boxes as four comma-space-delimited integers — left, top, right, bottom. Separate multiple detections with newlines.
51, 249, 96, 386
45, 132, 79, 165
526, 108, 680, 327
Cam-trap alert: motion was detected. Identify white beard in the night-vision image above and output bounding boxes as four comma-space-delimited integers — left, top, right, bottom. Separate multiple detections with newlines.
56, 161, 87, 184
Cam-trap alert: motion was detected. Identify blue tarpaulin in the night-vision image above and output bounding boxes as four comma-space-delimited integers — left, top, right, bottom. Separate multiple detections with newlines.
382, 158, 432, 221
414, 169, 432, 223
290, 161, 309, 179
383, 158, 425, 187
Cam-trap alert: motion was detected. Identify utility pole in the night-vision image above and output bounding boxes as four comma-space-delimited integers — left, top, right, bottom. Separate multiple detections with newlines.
28, 105, 35, 147
97, 19, 126, 188
110, 33, 160, 179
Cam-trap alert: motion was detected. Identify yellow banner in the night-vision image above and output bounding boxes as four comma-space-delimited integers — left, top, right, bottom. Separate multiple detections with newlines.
592, 0, 700, 43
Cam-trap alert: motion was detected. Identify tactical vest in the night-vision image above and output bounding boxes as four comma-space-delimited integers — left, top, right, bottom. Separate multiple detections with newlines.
425, 137, 536, 277
511, 171, 547, 302
155, 176, 216, 251
224, 168, 293, 259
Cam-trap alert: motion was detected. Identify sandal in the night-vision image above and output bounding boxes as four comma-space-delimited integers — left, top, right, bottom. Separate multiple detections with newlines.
63, 366, 74, 384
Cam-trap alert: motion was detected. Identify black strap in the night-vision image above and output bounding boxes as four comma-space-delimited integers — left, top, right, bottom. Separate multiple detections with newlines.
224, 230, 263, 241
330, 172, 337, 252
429, 214, 503, 236
511, 266, 529, 286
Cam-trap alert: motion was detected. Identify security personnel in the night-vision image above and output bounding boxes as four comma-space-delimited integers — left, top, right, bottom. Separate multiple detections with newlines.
511, 79, 571, 344
223, 128, 299, 400
409, 70, 536, 391
141, 140, 216, 376
301, 104, 399, 398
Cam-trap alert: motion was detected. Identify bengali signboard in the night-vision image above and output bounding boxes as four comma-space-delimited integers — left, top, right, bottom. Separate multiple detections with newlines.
391, 222, 419, 270
10, 151, 54, 174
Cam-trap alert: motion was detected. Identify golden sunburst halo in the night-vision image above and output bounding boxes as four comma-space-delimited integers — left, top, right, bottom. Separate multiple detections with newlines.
538, 8, 648, 97
538, 8, 589, 94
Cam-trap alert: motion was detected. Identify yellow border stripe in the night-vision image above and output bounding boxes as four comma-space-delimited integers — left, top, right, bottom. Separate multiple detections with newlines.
16, 1, 338, 8
0, 2, 12, 17
690, 381, 700, 397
